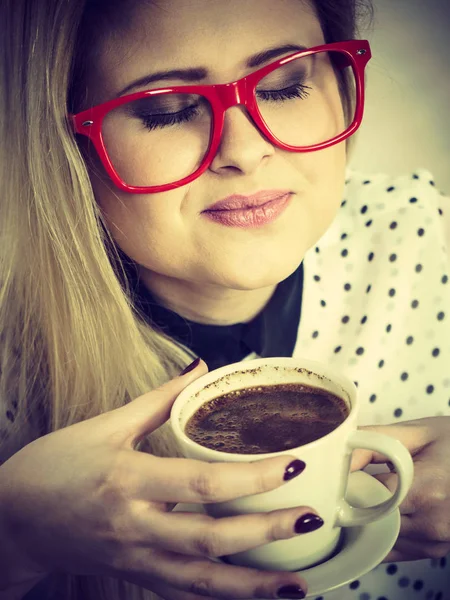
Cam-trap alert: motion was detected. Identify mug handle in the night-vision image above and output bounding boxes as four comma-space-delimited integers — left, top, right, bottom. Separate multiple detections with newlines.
336, 430, 414, 527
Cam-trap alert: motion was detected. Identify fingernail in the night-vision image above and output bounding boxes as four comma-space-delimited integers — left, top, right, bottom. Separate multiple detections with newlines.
277, 584, 306, 599
179, 357, 201, 376
294, 513, 324, 534
283, 460, 306, 481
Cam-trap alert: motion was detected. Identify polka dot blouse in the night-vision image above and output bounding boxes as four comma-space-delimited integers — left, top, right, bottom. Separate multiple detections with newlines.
294, 168, 450, 599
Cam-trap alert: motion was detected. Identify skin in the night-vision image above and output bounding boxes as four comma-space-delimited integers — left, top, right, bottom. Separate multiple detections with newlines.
87, 0, 347, 325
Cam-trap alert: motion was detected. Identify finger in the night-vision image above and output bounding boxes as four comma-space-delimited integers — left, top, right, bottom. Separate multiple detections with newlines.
390, 536, 450, 560
130, 452, 307, 504
381, 549, 412, 563
151, 581, 218, 600
350, 422, 432, 471
373, 472, 416, 515
123, 548, 308, 600
109, 359, 209, 445
136, 505, 323, 558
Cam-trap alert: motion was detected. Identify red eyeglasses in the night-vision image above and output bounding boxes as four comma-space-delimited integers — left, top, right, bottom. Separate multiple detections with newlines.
71, 39, 371, 194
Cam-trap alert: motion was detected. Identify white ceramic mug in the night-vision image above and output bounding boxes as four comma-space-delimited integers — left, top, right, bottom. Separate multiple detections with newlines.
171, 357, 414, 571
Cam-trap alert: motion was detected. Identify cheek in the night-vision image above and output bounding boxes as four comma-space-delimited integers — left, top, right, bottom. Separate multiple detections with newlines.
92, 177, 188, 269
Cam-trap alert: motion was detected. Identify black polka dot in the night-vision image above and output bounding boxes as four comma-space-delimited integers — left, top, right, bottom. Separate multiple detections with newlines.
389, 253, 397, 262
320, 300, 326, 307
439, 208, 443, 216
386, 564, 398, 575
388, 288, 396, 297
363, 180, 371, 185
341, 200, 347, 207
312, 331, 319, 339
413, 173, 419, 179
394, 408, 403, 418
342, 315, 350, 324
416, 264, 423, 273
341, 249, 349, 257
418, 228, 425, 237
398, 577, 410, 588
344, 283, 351, 291
430, 180, 435, 186
12, 400, 18, 410
434, 592, 443, 600
315, 247, 320, 253
439, 557, 447, 567
370, 394, 377, 403
411, 300, 419, 309
406, 336, 414, 345
361, 205, 368, 214
413, 580, 424, 591
432, 348, 440, 357
401, 372, 409, 381
356, 347, 365, 356
365, 220, 373, 227
386, 324, 392, 333
387, 186, 395, 193
378, 359, 385, 368
314, 275, 321, 282
366, 285, 372, 294
349, 580, 360, 590
437, 312, 445, 321
6, 411, 14, 423
390, 221, 398, 230
341, 233, 348, 240
377, 597, 388, 600
354, 381, 359, 387
409, 197, 418, 203
335, 346, 342, 354
361, 316, 368, 324
368, 252, 375, 262
442, 275, 448, 284
426, 385, 434, 394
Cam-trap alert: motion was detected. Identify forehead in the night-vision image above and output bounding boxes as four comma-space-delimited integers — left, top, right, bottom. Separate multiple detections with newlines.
92, 0, 324, 100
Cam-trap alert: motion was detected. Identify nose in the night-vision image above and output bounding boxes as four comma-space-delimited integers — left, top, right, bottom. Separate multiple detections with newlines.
208, 104, 275, 177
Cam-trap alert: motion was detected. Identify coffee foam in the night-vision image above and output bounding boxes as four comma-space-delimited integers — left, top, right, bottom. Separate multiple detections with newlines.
185, 384, 348, 454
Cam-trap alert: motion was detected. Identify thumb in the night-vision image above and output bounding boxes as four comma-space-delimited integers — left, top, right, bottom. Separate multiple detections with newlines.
112, 358, 208, 445
350, 421, 431, 472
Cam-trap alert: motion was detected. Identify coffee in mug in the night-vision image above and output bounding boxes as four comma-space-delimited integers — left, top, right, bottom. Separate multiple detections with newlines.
185, 383, 349, 454
171, 357, 414, 571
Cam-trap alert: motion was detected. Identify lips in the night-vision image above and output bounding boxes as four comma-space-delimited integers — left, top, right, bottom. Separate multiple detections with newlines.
205, 190, 292, 212
202, 190, 293, 229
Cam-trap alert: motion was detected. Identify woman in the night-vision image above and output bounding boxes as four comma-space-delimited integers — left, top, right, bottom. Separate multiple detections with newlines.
1, 0, 449, 599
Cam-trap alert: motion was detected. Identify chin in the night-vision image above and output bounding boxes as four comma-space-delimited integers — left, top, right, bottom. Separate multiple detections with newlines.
211, 256, 303, 291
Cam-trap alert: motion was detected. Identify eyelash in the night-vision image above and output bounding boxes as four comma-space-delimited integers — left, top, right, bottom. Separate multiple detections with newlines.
135, 82, 312, 131
139, 104, 201, 131
256, 83, 312, 102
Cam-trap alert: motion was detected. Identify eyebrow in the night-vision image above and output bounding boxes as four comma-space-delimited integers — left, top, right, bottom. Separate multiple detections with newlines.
116, 43, 307, 96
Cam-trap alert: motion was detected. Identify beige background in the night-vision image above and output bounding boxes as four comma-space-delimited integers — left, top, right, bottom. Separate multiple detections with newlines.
350, 0, 450, 193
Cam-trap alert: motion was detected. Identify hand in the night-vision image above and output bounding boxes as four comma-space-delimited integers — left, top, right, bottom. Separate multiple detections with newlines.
0, 359, 316, 600
351, 417, 450, 562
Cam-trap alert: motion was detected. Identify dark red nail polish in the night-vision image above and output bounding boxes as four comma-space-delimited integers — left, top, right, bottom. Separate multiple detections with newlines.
277, 584, 306, 599
179, 357, 201, 376
294, 513, 324, 534
284, 460, 306, 481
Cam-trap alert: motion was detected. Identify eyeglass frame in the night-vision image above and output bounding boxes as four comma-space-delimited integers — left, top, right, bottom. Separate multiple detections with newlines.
71, 39, 372, 194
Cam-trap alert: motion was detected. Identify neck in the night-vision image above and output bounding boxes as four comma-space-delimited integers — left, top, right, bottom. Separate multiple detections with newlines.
139, 270, 277, 325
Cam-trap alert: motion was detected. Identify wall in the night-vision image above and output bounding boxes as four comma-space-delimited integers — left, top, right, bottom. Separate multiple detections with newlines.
350, 0, 450, 193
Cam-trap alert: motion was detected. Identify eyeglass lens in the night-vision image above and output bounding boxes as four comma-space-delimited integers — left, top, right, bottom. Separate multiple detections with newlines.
101, 51, 356, 188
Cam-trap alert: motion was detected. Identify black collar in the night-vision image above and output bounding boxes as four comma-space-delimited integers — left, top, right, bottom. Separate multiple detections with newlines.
130, 264, 304, 371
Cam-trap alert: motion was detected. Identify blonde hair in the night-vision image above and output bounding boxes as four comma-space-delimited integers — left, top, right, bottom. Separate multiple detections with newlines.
0, 0, 371, 598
